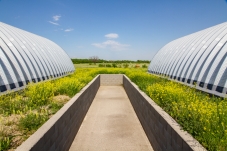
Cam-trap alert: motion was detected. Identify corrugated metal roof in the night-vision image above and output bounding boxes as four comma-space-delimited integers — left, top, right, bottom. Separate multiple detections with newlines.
0, 22, 75, 93
148, 22, 227, 97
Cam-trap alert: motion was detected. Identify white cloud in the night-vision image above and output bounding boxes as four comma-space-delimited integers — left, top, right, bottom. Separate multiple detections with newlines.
48, 21, 59, 26
64, 28, 74, 32
105, 33, 119, 39
53, 15, 61, 21
92, 40, 130, 51
15, 16, 20, 19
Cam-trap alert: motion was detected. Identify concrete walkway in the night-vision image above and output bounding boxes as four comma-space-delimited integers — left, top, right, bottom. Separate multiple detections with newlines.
69, 86, 153, 151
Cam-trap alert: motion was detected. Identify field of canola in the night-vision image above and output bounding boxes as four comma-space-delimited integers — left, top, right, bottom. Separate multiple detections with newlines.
0, 68, 227, 151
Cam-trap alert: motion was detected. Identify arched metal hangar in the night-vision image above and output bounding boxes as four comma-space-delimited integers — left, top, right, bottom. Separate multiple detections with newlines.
148, 22, 227, 97
0, 22, 75, 93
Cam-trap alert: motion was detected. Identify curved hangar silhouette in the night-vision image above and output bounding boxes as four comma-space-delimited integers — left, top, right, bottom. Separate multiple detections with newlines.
0, 22, 75, 93
148, 22, 227, 97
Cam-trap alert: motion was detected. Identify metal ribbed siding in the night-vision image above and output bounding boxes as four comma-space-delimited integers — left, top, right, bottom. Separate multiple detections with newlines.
148, 22, 227, 97
0, 22, 75, 93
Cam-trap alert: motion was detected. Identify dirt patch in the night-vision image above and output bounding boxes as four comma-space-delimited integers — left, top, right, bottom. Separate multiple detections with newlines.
52, 95, 71, 105
0, 114, 26, 150
0, 95, 71, 150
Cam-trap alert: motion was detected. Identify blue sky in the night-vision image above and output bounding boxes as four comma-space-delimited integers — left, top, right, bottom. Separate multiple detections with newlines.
0, 0, 227, 60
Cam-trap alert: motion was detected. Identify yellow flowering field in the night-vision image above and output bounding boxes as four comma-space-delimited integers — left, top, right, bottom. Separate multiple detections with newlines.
126, 70, 227, 151
0, 68, 97, 150
0, 68, 226, 151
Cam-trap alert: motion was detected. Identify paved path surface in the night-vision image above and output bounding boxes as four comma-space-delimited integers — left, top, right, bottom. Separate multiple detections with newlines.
69, 86, 153, 151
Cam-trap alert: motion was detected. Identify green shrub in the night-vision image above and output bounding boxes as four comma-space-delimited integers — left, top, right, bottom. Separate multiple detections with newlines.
0, 137, 10, 151
112, 63, 117, 68
142, 64, 147, 68
123, 63, 129, 68
19, 112, 49, 131
25, 81, 54, 107
98, 64, 105, 67
54, 77, 84, 97
49, 102, 64, 114
0, 93, 27, 115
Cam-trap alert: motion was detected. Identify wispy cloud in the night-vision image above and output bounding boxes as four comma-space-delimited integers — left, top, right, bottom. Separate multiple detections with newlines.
49, 15, 74, 32
65, 28, 74, 32
105, 33, 119, 39
15, 16, 20, 19
48, 21, 59, 26
92, 33, 129, 50
53, 15, 61, 21
92, 40, 130, 51
49, 15, 61, 26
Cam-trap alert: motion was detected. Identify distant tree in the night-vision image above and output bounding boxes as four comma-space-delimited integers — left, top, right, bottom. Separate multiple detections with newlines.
89, 56, 99, 64
137, 60, 150, 63
112, 63, 117, 68
71, 58, 150, 64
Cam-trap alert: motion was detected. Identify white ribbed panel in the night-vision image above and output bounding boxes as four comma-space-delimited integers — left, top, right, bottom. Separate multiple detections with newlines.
196, 28, 227, 82
202, 34, 227, 84
0, 24, 37, 81
165, 36, 192, 75
192, 23, 226, 81
169, 34, 196, 77
0, 31, 25, 83
173, 32, 203, 78
213, 43, 227, 87
0, 22, 75, 93
148, 22, 227, 97
0, 45, 15, 85
0, 26, 32, 82
17, 30, 48, 78
0, 60, 9, 86
185, 24, 225, 80
180, 25, 224, 79
0, 38, 17, 84
6, 25, 43, 80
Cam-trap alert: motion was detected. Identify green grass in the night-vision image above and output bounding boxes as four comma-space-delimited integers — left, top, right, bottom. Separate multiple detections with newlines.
74, 63, 98, 68
74, 63, 149, 68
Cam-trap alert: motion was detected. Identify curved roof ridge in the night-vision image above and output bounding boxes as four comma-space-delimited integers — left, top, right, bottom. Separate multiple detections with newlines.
0, 22, 75, 94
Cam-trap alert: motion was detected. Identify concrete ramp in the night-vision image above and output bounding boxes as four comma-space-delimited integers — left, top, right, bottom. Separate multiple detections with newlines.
69, 86, 153, 151
16, 74, 206, 151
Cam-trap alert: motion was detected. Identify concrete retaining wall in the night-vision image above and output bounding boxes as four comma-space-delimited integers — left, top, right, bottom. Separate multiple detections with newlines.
16, 74, 206, 151
16, 75, 100, 151
123, 75, 206, 151
100, 74, 123, 86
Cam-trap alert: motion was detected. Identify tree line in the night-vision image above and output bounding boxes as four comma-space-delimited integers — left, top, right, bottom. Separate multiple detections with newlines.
71, 57, 150, 64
